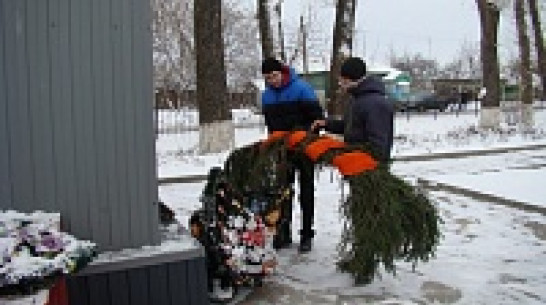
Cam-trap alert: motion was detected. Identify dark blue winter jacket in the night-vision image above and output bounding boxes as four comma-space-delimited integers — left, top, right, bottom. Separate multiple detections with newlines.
261, 67, 324, 131
326, 76, 394, 161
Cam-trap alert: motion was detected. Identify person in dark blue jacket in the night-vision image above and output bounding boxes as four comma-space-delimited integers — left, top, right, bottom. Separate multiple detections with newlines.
261, 57, 325, 253
312, 57, 394, 162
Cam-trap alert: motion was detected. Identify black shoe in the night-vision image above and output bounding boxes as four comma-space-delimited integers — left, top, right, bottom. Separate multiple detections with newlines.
273, 234, 292, 249
298, 238, 312, 253
273, 219, 292, 249
273, 237, 288, 249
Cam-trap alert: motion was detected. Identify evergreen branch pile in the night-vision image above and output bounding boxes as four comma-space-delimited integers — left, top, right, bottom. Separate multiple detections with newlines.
217, 131, 441, 284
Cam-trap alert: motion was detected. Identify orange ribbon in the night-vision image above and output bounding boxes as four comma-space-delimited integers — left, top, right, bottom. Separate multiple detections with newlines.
332, 152, 378, 176
261, 131, 378, 176
304, 137, 346, 162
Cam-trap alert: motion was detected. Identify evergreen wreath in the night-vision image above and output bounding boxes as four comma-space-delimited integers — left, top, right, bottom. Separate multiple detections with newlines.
220, 130, 442, 284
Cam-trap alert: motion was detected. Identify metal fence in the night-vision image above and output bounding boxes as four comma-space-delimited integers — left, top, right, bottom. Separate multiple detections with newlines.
152, 94, 546, 135
153, 90, 262, 134
396, 100, 546, 123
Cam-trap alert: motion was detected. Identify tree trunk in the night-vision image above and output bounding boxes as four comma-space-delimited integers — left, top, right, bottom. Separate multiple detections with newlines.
195, 0, 234, 153
274, 1, 286, 62
515, 0, 534, 127
528, 0, 546, 101
258, 0, 275, 59
476, 0, 502, 128
328, 0, 357, 116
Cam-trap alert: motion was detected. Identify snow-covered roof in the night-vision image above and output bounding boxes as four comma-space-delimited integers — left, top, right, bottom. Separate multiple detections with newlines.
369, 68, 404, 81
294, 60, 405, 80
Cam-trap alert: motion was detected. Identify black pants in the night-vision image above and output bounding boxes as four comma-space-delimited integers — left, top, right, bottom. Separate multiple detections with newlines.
283, 153, 315, 239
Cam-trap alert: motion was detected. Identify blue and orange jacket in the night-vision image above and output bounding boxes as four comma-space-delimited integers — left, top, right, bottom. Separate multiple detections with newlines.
261, 66, 324, 132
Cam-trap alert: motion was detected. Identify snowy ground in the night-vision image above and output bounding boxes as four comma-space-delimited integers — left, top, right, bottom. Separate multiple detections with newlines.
5, 109, 546, 304
157, 109, 546, 178
160, 165, 546, 305
157, 109, 546, 304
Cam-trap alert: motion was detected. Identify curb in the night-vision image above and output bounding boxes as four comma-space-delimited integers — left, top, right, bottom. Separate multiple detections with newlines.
158, 144, 546, 185
158, 174, 209, 185
392, 144, 546, 162
418, 178, 546, 216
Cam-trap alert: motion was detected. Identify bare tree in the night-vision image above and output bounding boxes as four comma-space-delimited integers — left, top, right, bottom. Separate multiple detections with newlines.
440, 41, 482, 80
224, 0, 260, 91
328, 0, 357, 116
195, 0, 234, 153
284, 6, 331, 73
177, 0, 195, 91
258, 0, 275, 59
153, 0, 259, 104
390, 53, 440, 91
514, 0, 534, 126
152, 0, 192, 90
514, 0, 532, 104
528, 0, 546, 100
476, 0, 505, 128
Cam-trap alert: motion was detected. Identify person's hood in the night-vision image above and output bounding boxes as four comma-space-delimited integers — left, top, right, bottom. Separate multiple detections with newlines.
348, 76, 386, 97
266, 66, 298, 90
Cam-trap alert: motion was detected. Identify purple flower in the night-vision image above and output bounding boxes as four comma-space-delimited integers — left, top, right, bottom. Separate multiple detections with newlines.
38, 232, 64, 253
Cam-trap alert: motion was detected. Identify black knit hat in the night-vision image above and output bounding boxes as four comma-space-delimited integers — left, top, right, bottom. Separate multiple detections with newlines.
261, 57, 283, 74
340, 57, 367, 81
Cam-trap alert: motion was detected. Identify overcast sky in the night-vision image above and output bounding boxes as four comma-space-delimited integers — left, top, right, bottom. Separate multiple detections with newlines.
277, 0, 518, 66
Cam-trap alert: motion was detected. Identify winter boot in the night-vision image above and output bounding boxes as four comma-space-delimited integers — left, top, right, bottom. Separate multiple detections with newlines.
298, 237, 312, 253
298, 229, 315, 253
273, 218, 292, 249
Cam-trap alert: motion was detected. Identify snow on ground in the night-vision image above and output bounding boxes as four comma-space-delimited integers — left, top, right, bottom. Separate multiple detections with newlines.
238, 186, 546, 304
159, 182, 205, 229
429, 168, 546, 208
391, 148, 546, 209
155, 108, 546, 304
157, 109, 546, 178
160, 166, 546, 304
156, 125, 266, 178
393, 110, 546, 156
4, 107, 546, 304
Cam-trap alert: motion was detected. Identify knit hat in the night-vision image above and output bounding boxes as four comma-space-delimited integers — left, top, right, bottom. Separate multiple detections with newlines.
261, 58, 283, 74
340, 57, 367, 81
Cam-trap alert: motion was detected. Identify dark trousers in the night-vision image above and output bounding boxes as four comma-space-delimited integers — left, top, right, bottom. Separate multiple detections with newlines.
284, 153, 315, 239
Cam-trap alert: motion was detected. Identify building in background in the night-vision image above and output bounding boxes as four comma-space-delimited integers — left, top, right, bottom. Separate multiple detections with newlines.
298, 65, 412, 108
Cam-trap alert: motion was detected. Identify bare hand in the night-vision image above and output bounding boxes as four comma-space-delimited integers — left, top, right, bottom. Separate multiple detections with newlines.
311, 119, 326, 131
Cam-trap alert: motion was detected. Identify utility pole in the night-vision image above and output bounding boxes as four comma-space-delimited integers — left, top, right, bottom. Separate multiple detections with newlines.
362, 30, 366, 58
301, 16, 309, 73
275, 0, 286, 62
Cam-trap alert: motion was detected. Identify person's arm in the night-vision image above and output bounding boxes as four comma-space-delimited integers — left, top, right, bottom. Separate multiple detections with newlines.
298, 81, 347, 134
298, 81, 325, 124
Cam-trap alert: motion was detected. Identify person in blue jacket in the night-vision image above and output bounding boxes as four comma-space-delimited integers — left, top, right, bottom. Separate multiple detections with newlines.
261, 57, 325, 253
312, 57, 394, 162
